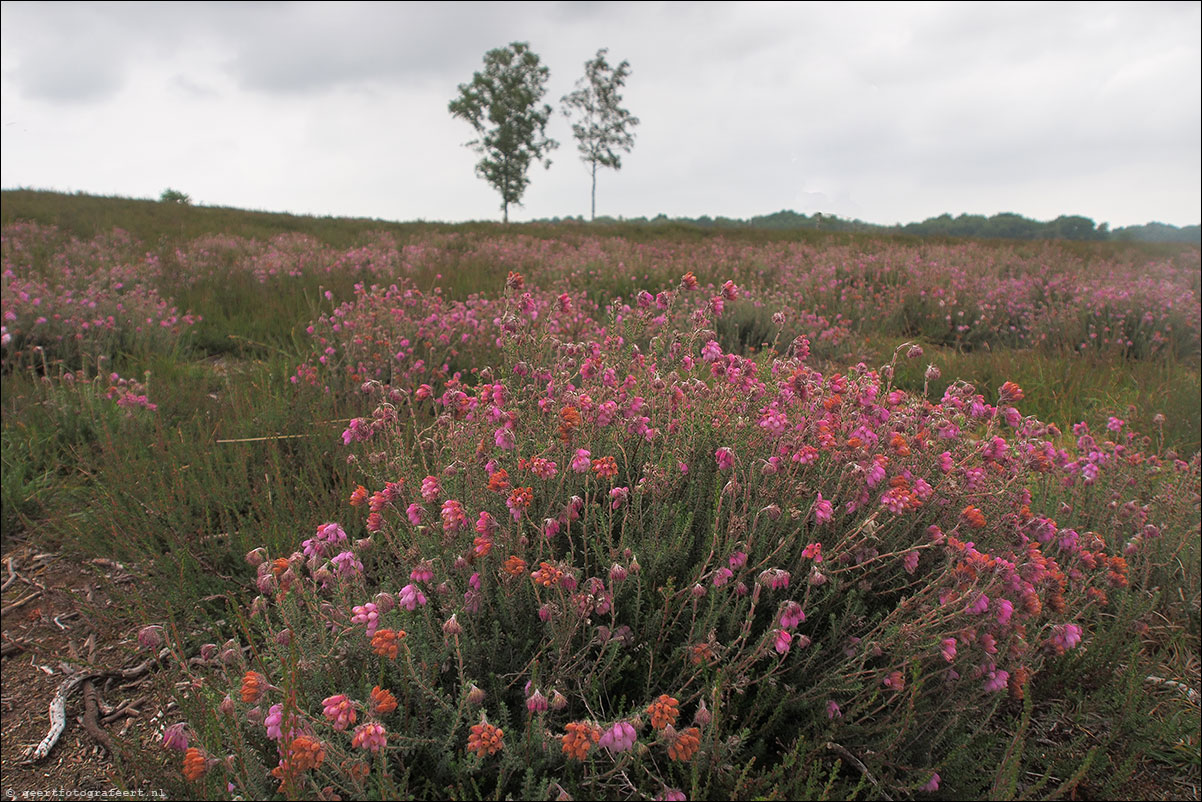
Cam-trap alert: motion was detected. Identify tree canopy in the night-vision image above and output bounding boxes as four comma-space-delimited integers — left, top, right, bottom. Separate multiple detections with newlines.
562, 49, 639, 221
449, 42, 557, 223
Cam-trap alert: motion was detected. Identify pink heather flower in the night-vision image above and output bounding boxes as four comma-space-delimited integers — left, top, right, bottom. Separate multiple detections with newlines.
774, 629, 793, 654
983, 668, 1009, 693
474, 510, 497, 537
1051, 623, 1083, 652
406, 503, 424, 526
938, 451, 955, 472
940, 637, 957, 662
715, 447, 735, 470
759, 568, 790, 590
1107, 416, 1124, 432
657, 789, 687, 802
965, 593, 989, 615
351, 602, 380, 637
902, 551, 920, 574
526, 689, 549, 713
543, 517, 561, 539
264, 704, 284, 740
351, 721, 387, 752
609, 486, 630, 509
920, 773, 941, 793
331, 550, 363, 579
728, 551, 748, 569
162, 722, 189, 751
322, 694, 356, 731
410, 563, 434, 584
826, 700, 843, 720
712, 567, 733, 587
398, 583, 427, 610
779, 601, 805, 629
802, 542, 823, 562
599, 721, 637, 753
995, 598, 1014, 626
813, 495, 833, 525
420, 476, 441, 503
570, 449, 592, 473
138, 625, 165, 650
494, 427, 516, 450
701, 339, 723, 363
865, 458, 887, 487
441, 500, 468, 534
883, 670, 905, 691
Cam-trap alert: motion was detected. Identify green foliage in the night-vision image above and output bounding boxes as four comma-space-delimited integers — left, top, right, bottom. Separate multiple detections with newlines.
160, 187, 192, 205
448, 42, 558, 223
561, 48, 640, 220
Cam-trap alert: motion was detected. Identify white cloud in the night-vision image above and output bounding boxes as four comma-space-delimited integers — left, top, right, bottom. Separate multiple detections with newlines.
2, 1, 1198, 227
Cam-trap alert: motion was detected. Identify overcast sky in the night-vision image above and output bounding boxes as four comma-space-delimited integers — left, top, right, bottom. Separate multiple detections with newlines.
2, 1, 1199, 227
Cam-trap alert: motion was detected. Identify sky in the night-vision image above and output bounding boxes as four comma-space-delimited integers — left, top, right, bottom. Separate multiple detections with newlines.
2, 1, 1199, 228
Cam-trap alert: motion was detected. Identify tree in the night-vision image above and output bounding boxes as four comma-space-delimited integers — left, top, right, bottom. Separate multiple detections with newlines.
160, 188, 191, 205
561, 49, 639, 221
449, 42, 557, 224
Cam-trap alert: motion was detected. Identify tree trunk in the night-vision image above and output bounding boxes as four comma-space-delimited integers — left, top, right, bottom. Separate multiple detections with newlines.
590, 162, 597, 222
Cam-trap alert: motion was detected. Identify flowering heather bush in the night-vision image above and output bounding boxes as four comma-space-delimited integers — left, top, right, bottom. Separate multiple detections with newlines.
165, 273, 1199, 800
2, 223, 199, 368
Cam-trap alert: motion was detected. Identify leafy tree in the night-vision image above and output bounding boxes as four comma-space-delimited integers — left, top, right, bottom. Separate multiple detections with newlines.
561, 49, 639, 221
159, 188, 191, 205
449, 42, 557, 224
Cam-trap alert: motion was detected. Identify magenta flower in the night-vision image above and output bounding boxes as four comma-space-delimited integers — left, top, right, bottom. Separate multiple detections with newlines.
322, 694, 356, 731
162, 722, 189, 751
598, 720, 637, 753
398, 583, 427, 611
712, 567, 733, 587
570, 449, 591, 473
940, 637, 957, 662
826, 700, 842, 720
813, 495, 833, 525
920, 773, 941, 792
715, 447, 735, 470
351, 602, 380, 637
774, 629, 793, 654
441, 499, 468, 534
779, 601, 805, 629
406, 503, 424, 526
351, 721, 387, 752
420, 475, 441, 503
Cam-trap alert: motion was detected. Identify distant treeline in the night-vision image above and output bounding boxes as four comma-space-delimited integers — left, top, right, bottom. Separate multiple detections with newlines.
552, 209, 1202, 244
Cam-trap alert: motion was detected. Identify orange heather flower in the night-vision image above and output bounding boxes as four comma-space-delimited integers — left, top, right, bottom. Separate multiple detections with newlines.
689, 642, 716, 666
349, 485, 369, 507
1008, 666, 1030, 701
561, 721, 602, 761
370, 686, 398, 715
508, 486, 534, 511
506, 271, 524, 290
961, 506, 987, 530
241, 671, 267, 703
591, 456, 618, 480
647, 695, 679, 730
531, 561, 565, 588
289, 735, 326, 771
503, 555, 528, 576
488, 469, 510, 493
467, 720, 504, 757
271, 557, 291, 578
667, 726, 701, 762
998, 381, 1024, 404
559, 406, 582, 441
371, 628, 406, 659
681, 271, 698, 290
182, 747, 208, 781
890, 434, 911, 456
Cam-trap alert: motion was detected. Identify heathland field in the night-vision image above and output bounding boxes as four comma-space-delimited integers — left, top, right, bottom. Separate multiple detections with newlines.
1, 190, 1199, 800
